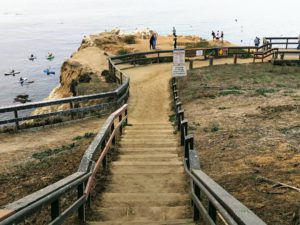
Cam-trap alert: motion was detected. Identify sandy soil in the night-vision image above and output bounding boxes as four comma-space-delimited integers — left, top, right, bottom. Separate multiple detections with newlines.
123, 63, 173, 123
0, 117, 105, 173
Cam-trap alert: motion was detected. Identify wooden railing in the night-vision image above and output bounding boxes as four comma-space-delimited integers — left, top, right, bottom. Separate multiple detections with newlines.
264, 37, 299, 49
0, 104, 128, 225
172, 78, 267, 225
0, 63, 129, 130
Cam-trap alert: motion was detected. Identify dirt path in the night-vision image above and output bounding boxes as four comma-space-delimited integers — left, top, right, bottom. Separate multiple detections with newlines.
0, 117, 105, 173
123, 63, 173, 123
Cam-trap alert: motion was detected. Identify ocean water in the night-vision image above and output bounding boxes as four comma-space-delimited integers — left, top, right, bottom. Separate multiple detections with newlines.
0, 0, 299, 109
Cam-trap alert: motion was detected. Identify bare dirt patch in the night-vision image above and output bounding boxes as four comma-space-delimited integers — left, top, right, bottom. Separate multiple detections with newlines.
178, 63, 300, 225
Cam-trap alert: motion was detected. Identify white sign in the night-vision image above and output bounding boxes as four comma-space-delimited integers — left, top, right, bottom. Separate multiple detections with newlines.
173, 49, 185, 66
196, 50, 204, 56
172, 49, 187, 77
172, 66, 187, 77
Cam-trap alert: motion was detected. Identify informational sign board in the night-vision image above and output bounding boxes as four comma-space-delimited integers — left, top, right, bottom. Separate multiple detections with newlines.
172, 66, 187, 77
172, 49, 187, 77
196, 50, 204, 56
173, 49, 185, 66
218, 48, 228, 56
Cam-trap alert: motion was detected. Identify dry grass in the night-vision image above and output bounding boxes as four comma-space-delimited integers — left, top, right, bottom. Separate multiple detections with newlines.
178, 63, 300, 225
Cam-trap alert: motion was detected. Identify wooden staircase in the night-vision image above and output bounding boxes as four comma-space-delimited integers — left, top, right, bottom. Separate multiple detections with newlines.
87, 123, 194, 225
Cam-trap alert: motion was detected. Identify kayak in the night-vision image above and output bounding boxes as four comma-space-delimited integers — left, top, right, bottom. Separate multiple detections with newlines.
29, 56, 37, 61
46, 55, 55, 60
4, 71, 20, 76
43, 69, 55, 75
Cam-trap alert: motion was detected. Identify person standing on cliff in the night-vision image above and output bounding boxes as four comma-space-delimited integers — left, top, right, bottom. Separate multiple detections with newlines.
173, 35, 177, 49
211, 31, 216, 41
173, 27, 176, 37
153, 34, 157, 49
221, 31, 224, 43
150, 34, 154, 50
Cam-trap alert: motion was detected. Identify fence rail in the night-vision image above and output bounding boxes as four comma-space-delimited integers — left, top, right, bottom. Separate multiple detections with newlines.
0, 103, 128, 225
172, 78, 267, 225
264, 37, 299, 49
0, 64, 129, 130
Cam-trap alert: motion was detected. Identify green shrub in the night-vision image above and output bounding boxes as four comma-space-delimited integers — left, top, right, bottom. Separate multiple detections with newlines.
123, 35, 136, 44
117, 49, 130, 55
255, 88, 276, 96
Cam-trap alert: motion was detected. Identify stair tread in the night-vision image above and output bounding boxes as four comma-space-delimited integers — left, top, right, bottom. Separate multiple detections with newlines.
87, 219, 194, 225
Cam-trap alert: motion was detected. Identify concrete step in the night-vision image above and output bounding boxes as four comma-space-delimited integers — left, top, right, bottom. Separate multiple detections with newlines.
119, 147, 180, 155
112, 161, 183, 166
97, 193, 190, 207
87, 219, 195, 225
124, 130, 174, 135
111, 165, 184, 174
91, 206, 191, 221
120, 143, 179, 148
104, 175, 187, 193
122, 134, 177, 139
120, 139, 178, 145
118, 154, 179, 161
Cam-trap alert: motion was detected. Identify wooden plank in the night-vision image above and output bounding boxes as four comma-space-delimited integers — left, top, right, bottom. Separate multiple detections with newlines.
5, 172, 85, 210
192, 170, 267, 225
0, 210, 14, 221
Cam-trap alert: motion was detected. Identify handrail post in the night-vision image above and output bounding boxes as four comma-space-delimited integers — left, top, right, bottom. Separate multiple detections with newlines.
125, 108, 128, 125
208, 201, 217, 222
14, 110, 20, 130
78, 182, 85, 221
184, 135, 194, 169
120, 72, 123, 84
111, 123, 116, 145
119, 114, 123, 135
180, 119, 188, 146
189, 60, 194, 70
102, 140, 107, 170
177, 110, 184, 131
70, 102, 74, 120
193, 182, 201, 221
209, 56, 214, 66
51, 199, 60, 221
234, 54, 237, 64
157, 53, 160, 63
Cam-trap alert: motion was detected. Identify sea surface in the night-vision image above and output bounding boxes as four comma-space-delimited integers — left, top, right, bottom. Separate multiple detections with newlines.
0, 0, 299, 111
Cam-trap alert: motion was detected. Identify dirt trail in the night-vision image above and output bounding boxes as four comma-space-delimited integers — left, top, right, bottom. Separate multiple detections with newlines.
124, 63, 173, 123
0, 118, 105, 173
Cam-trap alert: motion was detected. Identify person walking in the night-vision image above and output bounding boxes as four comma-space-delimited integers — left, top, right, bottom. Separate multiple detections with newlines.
211, 31, 216, 41
173, 27, 176, 37
173, 35, 177, 49
150, 34, 154, 50
254, 37, 260, 47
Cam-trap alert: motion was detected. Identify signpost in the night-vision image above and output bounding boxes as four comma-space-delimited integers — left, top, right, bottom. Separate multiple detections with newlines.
218, 48, 228, 56
172, 49, 187, 77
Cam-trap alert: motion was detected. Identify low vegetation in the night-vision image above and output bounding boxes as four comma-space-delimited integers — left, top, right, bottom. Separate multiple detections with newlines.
177, 63, 300, 225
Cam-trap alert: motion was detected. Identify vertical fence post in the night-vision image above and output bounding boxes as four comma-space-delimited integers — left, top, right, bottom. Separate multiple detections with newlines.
119, 114, 123, 135
120, 72, 123, 84
70, 102, 74, 120
189, 60, 194, 70
102, 140, 107, 170
177, 110, 184, 131
111, 123, 116, 145
193, 182, 201, 221
157, 53, 160, 63
209, 56, 214, 66
286, 39, 288, 49
180, 119, 188, 146
234, 54, 237, 64
51, 199, 60, 221
184, 135, 194, 169
208, 201, 217, 222
78, 182, 85, 221
125, 108, 128, 125
14, 110, 20, 130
